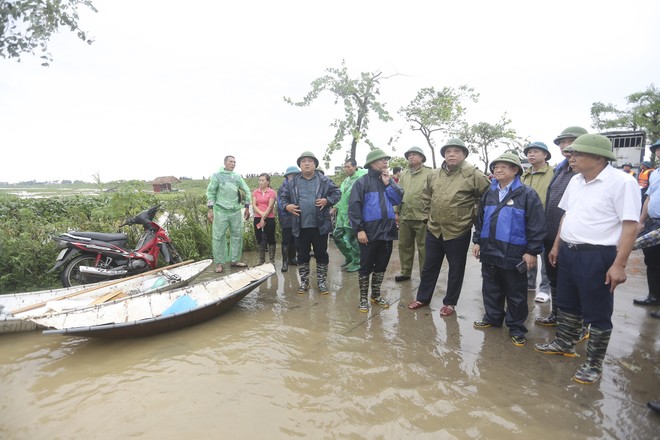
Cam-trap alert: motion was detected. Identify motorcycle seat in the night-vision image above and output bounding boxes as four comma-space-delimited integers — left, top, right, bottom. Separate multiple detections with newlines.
70, 232, 129, 242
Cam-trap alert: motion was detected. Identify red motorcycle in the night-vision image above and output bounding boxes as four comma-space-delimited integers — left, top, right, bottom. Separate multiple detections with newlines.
49, 205, 182, 287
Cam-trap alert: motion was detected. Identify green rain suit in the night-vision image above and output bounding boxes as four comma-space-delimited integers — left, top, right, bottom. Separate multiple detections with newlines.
334, 168, 367, 268
206, 167, 252, 264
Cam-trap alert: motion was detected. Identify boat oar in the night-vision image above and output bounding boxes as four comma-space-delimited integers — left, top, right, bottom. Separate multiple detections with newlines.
89, 290, 128, 305
9, 259, 193, 315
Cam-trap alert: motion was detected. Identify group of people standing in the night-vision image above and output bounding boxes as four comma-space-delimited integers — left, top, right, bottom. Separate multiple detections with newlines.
206, 128, 657, 387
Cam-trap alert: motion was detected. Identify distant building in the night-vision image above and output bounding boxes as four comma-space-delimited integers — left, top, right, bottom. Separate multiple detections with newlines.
152, 176, 179, 192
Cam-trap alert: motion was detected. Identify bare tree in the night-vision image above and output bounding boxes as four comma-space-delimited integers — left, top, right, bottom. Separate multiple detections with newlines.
399, 85, 479, 168
284, 60, 394, 167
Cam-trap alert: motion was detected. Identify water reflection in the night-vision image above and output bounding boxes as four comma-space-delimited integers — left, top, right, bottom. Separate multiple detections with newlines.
0, 247, 658, 439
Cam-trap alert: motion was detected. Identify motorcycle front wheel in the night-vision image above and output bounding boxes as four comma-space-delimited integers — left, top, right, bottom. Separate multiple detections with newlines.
61, 255, 112, 287
165, 243, 183, 264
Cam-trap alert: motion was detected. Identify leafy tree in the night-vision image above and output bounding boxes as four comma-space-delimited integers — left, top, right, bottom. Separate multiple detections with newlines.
284, 60, 394, 167
388, 156, 408, 171
399, 85, 479, 168
0, 0, 97, 65
591, 84, 660, 142
458, 114, 521, 174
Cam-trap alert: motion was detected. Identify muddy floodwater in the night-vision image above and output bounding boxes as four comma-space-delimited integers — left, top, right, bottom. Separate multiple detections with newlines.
1, 245, 658, 439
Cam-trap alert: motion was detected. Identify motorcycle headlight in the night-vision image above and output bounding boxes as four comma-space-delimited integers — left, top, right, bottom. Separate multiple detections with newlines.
54, 239, 68, 249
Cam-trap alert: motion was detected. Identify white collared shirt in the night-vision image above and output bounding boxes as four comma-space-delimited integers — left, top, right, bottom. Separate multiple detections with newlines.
559, 164, 640, 246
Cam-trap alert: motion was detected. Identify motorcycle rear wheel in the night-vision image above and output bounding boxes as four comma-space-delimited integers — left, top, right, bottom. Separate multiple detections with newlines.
61, 255, 113, 287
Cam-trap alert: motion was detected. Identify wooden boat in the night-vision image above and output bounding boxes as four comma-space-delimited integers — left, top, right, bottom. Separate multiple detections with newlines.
36, 263, 275, 338
0, 259, 212, 334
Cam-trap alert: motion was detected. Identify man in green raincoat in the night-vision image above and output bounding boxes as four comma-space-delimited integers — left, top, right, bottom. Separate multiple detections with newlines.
332, 158, 367, 272
206, 155, 252, 273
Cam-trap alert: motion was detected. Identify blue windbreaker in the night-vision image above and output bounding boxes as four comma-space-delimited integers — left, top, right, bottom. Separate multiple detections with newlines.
348, 167, 403, 241
472, 176, 546, 270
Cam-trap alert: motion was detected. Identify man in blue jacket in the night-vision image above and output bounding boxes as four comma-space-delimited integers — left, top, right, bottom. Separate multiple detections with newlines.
349, 149, 403, 312
472, 152, 547, 347
280, 151, 341, 294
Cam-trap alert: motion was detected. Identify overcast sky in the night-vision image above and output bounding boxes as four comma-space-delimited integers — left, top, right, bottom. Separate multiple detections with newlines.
1, 0, 659, 183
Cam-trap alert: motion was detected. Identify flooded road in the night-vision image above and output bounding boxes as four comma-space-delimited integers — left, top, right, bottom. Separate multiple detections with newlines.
1, 245, 658, 439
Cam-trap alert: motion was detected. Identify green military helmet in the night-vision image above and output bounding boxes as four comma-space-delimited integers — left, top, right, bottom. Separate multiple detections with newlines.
284, 165, 301, 177
564, 134, 616, 160
553, 126, 588, 146
297, 151, 319, 168
490, 152, 523, 175
364, 148, 391, 168
523, 141, 552, 161
650, 139, 660, 155
440, 138, 469, 158
404, 146, 427, 163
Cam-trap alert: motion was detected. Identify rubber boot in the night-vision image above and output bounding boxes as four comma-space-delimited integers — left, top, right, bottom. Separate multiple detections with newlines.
333, 233, 352, 268
281, 245, 289, 273
358, 274, 370, 312
578, 323, 590, 343
288, 245, 298, 266
297, 263, 310, 294
348, 244, 361, 272
268, 244, 276, 264
573, 327, 612, 384
535, 287, 557, 326
369, 272, 389, 308
534, 309, 582, 357
317, 263, 329, 295
258, 241, 266, 265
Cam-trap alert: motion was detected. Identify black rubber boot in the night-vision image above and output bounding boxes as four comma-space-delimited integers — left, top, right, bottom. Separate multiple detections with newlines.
268, 244, 276, 263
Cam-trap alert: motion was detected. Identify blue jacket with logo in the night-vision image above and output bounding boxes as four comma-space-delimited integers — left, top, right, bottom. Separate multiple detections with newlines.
348, 168, 403, 241
472, 176, 546, 270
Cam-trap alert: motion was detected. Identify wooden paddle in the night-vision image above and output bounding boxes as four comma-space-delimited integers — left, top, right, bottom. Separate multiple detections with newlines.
10, 259, 193, 315
89, 290, 128, 305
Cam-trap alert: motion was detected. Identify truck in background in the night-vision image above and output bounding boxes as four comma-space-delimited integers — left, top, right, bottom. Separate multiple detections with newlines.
600, 130, 646, 168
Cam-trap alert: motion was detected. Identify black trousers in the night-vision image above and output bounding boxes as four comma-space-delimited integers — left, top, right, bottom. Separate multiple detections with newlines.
358, 240, 393, 276
542, 239, 558, 289
481, 263, 528, 336
254, 217, 276, 245
295, 228, 329, 265
642, 219, 660, 299
416, 231, 471, 306
281, 227, 294, 247
556, 243, 616, 330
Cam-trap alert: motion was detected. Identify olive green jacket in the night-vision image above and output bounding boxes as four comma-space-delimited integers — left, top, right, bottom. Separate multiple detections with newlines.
422, 161, 490, 240
395, 165, 432, 221
521, 163, 553, 209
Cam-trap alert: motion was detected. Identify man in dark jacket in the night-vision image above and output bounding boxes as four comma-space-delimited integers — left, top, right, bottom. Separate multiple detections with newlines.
349, 149, 403, 312
277, 165, 300, 272
472, 152, 547, 347
536, 126, 587, 327
280, 151, 341, 294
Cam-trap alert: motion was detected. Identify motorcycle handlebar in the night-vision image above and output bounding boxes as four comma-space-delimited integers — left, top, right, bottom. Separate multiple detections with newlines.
119, 204, 162, 229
